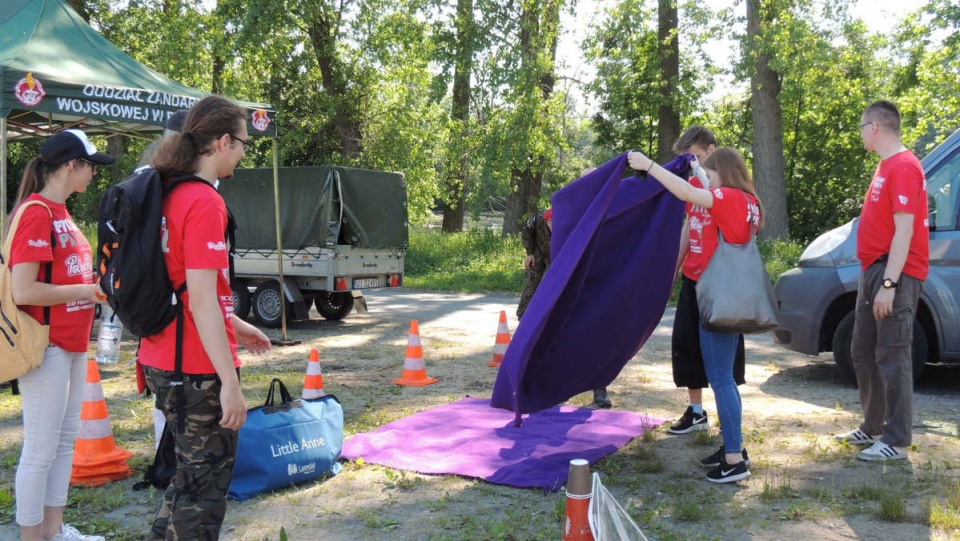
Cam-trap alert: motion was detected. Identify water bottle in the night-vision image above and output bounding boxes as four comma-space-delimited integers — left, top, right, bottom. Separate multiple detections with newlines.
95, 304, 123, 363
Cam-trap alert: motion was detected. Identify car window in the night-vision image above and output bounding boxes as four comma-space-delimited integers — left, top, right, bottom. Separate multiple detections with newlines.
927, 146, 960, 231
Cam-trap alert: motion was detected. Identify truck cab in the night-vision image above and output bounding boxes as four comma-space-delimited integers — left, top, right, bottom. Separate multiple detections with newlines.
773, 128, 960, 383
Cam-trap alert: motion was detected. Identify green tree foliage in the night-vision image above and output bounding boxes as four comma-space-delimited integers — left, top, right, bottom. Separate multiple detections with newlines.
584, 0, 712, 157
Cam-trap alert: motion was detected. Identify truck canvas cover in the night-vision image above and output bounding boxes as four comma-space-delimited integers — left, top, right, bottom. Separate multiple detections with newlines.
220, 166, 408, 251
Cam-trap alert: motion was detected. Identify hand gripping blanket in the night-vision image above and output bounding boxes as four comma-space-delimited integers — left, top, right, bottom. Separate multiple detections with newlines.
491, 153, 692, 423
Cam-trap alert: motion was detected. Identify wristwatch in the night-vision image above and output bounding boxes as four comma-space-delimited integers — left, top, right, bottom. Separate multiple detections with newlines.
882, 278, 899, 289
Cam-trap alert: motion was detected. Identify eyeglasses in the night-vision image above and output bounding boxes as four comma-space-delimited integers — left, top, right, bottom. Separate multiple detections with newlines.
79, 158, 98, 173
229, 133, 251, 149
858, 121, 874, 130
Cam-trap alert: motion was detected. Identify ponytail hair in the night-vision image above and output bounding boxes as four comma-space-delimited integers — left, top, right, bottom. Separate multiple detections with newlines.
702, 147, 765, 228
11, 157, 69, 211
151, 95, 246, 177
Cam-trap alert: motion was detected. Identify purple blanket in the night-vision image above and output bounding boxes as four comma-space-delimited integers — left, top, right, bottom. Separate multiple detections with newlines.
341, 397, 666, 490
491, 153, 691, 422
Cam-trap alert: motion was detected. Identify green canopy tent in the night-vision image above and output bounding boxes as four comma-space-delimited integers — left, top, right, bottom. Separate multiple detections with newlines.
0, 0, 303, 340
0, 0, 279, 233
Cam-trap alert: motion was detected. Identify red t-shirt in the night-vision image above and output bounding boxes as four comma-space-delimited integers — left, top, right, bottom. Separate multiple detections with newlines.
683, 178, 761, 280
8, 194, 96, 352
856, 150, 929, 280
139, 180, 240, 374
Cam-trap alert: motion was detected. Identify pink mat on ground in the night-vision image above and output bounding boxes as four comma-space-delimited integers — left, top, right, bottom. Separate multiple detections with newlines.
341, 397, 666, 490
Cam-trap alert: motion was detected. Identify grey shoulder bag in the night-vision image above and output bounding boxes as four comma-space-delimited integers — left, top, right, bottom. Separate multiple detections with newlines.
695, 207, 779, 334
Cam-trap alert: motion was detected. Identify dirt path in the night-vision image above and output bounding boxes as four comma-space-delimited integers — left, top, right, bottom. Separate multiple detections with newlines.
1, 288, 958, 540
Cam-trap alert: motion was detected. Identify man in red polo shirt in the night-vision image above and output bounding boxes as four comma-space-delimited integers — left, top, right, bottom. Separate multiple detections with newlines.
835, 100, 929, 462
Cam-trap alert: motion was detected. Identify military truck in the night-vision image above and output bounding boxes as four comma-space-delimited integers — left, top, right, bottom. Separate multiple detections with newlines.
219, 166, 407, 328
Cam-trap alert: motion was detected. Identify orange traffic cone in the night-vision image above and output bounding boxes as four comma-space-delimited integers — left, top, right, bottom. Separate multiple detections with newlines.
393, 320, 438, 386
563, 459, 595, 541
71, 360, 134, 487
488, 310, 511, 367
303, 348, 326, 399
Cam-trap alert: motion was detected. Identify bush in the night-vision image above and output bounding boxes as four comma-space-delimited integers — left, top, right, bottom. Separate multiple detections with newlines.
405, 227, 526, 293
760, 237, 805, 282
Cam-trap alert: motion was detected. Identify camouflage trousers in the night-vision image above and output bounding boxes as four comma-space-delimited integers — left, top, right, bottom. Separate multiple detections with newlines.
143, 366, 239, 541
517, 266, 546, 320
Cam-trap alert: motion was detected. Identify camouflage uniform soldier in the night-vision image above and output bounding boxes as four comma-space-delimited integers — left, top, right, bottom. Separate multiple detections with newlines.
517, 209, 552, 320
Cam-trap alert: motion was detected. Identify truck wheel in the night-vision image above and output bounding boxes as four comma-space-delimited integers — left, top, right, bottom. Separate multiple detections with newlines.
253, 282, 290, 329
231, 281, 251, 321
315, 292, 354, 321
832, 311, 928, 387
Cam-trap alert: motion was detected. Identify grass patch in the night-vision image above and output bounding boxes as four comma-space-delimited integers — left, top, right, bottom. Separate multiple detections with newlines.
759, 472, 799, 503
692, 429, 720, 447
929, 499, 960, 531
878, 491, 909, 522
405, 228, 525, 293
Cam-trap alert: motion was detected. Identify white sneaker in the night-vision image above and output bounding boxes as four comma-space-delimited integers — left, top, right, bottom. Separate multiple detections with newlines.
834, 428, 877, 446
50, 523, 105, 541
857, 441, 908, 462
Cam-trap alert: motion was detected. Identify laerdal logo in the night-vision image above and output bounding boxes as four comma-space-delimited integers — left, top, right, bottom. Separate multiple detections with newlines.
27, 239, 50, 248
207, 241, 226, 251
14, 72, 45, 107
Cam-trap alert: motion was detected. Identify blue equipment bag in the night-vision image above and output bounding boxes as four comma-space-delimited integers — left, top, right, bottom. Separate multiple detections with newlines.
229, 378, 343, 500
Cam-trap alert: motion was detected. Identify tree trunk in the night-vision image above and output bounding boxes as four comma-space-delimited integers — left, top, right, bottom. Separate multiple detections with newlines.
211, 55, 225, 95
441, 0, 474, 233
502, 0, 560, 235
656, 0, 681, 163
306, 8, 364, 159
747, 0, 790, 240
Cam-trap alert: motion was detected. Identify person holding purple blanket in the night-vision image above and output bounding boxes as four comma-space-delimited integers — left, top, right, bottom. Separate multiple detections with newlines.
628, 147, 763, 484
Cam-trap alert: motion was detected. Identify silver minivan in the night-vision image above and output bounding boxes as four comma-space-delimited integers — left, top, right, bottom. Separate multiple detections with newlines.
773, 128, 960, 384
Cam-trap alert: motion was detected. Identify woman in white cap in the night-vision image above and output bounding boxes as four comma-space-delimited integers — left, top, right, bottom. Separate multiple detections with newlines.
7, 129, 114, 541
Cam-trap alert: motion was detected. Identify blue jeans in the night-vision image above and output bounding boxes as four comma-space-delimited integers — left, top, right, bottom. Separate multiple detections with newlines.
699, 325, 743, 454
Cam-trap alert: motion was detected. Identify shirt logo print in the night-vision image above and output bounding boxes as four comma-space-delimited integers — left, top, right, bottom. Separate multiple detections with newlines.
898, 195, 909, 205
27, 239, 50, 248
207, 241, 227, 251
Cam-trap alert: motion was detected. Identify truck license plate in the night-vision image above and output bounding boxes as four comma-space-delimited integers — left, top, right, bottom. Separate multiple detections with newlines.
352, 277, 380, 289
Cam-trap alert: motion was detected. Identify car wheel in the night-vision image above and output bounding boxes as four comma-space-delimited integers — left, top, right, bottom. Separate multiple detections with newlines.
315, 291, 354, 321
231, 280, 251, 321
252, 281, 290, 329
832, 311, 928, 387
832, 312, 858, 385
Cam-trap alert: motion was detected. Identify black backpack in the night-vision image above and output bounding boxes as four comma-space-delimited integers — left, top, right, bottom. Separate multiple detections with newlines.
133, 424, 177, 491
97, 168, 195, 337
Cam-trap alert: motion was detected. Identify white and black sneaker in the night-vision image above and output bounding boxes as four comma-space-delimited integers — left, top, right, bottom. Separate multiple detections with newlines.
834, 428, 877, 446
857, 441, 909, 462
667, 406, 708, 434
706, 457, 750, 484
700, 446, 751, 468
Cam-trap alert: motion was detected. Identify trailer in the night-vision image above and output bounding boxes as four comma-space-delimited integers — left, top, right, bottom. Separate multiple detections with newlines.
219, 166, 407, 328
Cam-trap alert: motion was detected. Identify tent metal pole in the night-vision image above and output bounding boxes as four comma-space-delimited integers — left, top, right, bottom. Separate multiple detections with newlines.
270, 137, 298, 346
1, 116, 7, 240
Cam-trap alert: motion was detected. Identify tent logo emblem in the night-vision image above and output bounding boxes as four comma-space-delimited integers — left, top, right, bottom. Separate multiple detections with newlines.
251, 109, 271, 132
14, 72, 46, 107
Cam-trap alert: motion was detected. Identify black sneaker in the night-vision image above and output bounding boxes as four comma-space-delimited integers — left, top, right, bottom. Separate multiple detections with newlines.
667, 406, 708, 434
700, 446, 751, 468
592, 388, 613, 409
706, 457, 750, 484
